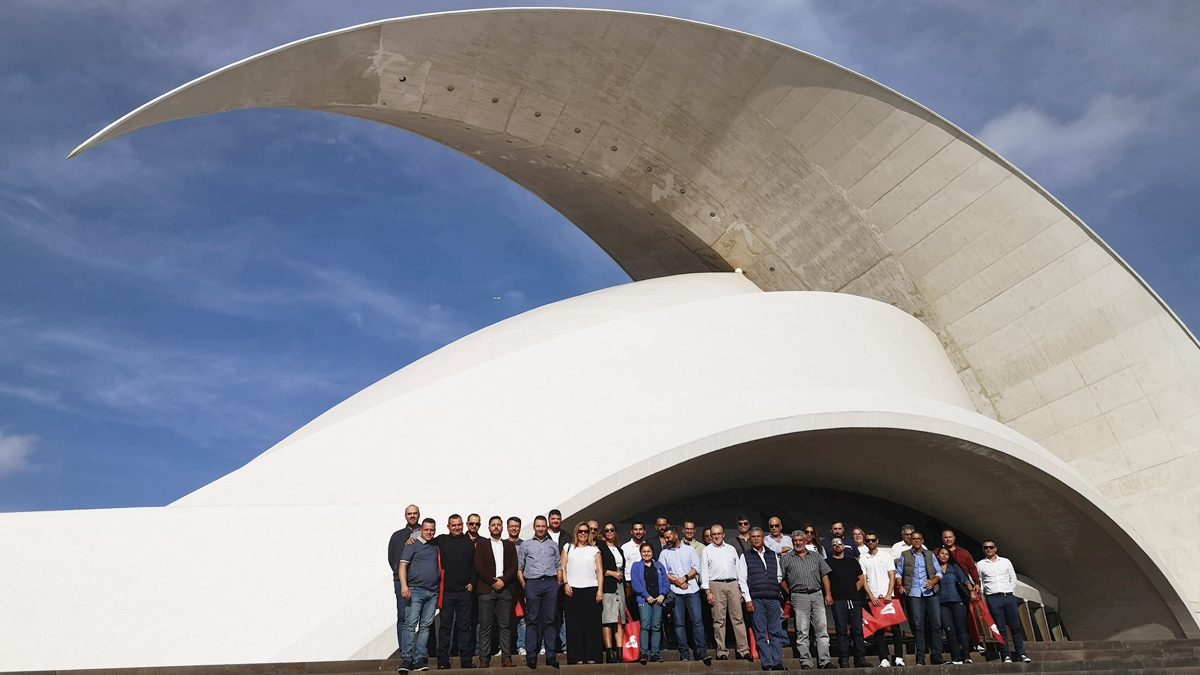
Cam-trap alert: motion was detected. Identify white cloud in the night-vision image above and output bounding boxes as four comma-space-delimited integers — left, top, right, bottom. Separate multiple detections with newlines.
0, 429, 35, 478
977, 94, 1151, 188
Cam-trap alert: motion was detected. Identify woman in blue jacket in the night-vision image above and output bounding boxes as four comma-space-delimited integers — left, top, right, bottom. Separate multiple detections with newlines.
628, 542, 670, 664
935, 547, 975, 664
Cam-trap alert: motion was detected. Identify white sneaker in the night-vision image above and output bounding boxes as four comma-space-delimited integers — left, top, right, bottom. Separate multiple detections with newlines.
879, 659, 890, 667
895, 657, 906, 667
975, 644, 985, 653
518, 648, 527, 656
964, 658, 973, 664
538, 647, 546, 655
1020, 655, 1032, 663
951, 661, 963, 665
1002, 656, 1012, 663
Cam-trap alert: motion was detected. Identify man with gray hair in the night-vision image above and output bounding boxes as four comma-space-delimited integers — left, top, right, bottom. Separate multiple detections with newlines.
701, 523, 751, 661
781, 530, 833, 669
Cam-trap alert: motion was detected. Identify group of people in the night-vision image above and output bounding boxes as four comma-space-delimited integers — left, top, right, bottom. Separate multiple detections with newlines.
388, 507, 1031, 672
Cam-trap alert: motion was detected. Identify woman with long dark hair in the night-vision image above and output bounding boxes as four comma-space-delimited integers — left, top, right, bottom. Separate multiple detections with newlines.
598, 522, 628, 663
935, 547, 974, 664
561, 521, 604, 664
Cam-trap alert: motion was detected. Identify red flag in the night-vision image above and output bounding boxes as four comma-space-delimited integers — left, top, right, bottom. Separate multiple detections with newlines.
862, 598, 907, 637
971, 596, 1006, 645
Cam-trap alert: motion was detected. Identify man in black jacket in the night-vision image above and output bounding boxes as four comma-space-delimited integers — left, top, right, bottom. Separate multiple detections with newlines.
436, 514, 478, 669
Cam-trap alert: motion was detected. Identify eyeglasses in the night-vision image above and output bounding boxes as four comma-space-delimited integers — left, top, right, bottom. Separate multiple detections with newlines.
770, 523, 782, 528
589, 527, 598, 532
467, 522, 481, 527
603, 527, 615, 532
737, 520, 749, 525
804, 529, 815, 534
577, 528, 590, 534
983, 545, 996, 550
865, 538, 878, 543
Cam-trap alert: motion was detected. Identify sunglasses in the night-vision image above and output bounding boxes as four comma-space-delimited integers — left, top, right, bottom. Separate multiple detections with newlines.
804, 530, 815, 534
577, 528, 590, 534
603, 527, 615, 532
737, 520, 749, 525
467, 522, 481, 527
865, 538, 878, 543
983, 545, 996, 550
770, 524, 782, 528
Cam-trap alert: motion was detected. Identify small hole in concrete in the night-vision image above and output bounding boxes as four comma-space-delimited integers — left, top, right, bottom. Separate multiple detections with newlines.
709, 212, 716, 217
446, 85, 455, 91
491, 96, 499, 103
679, 188, 686, 194
574, 128, 582, 134
769, 267, 776, 272
398, 75, 407, 82
611, 145, 618, 152
534, 111, 542, 117
646, 166, 653, 172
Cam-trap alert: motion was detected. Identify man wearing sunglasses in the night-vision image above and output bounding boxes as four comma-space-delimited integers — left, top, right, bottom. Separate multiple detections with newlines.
977, 540, 1031, 664
732, 516, 753, 555
764, 517, 792, 556
859, 532, 896, 666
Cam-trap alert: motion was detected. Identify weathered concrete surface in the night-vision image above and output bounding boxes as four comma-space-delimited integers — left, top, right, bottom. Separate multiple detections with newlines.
71, 9, 1200, 631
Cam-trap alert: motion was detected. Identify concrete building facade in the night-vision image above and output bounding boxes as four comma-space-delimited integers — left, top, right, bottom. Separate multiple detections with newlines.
2, 8, 1197, 670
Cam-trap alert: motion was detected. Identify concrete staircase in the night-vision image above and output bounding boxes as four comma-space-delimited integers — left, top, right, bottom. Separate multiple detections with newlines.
5, 641, 1198, 675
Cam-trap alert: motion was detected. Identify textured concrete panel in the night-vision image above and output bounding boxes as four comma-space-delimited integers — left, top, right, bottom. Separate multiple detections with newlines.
67, 7, 1200, 642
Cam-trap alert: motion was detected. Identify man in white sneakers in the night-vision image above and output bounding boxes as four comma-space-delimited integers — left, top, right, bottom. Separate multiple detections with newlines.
977, 540, 1031, 664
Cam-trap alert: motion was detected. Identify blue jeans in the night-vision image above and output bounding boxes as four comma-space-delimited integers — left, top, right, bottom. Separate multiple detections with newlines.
401, 587, 438, 665
394, 581, 408, 653
524, 577, 559, 661
638, 602, 663, 658
908, 594, 943, 664
671, 591, 707, 659
750, 597, 785, 669
986, 594, 1027, 659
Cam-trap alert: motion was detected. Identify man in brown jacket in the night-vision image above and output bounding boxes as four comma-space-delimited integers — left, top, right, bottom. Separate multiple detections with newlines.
476, 515, 519, 667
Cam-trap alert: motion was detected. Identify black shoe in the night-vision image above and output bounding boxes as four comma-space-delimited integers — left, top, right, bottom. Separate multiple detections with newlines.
819, 664, 836, 670
854, 660, 869, 668
397, 664, 411, 674
743, 653, 755, 661
437, 664, 451, 671
839, 659, 849, 668
800, 666, 813, 671
639, 655, 648, 665
717, 654, 729, 661
461, 661, 476, 669
526, 657, 537, 669
414, 666, 430, 673
703, 656, 713, 666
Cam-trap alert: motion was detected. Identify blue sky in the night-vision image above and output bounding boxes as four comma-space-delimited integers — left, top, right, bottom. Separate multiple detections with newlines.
1, 1, 1197, 512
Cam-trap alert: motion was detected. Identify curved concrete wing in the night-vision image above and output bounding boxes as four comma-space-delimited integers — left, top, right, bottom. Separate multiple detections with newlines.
64, 7, 1200, 650
0, 274, 1192, 669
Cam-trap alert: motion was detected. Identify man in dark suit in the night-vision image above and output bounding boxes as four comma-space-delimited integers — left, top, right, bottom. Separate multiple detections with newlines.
476, 515, 519, 668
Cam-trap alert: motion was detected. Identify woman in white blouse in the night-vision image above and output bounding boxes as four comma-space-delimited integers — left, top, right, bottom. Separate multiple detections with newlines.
560, 521, 605, 664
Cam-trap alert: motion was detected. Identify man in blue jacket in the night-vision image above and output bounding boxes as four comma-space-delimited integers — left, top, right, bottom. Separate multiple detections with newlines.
744, 527, 786, 672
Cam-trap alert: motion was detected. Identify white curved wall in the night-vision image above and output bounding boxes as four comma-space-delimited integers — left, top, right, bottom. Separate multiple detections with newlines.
1, 274, 1189, 670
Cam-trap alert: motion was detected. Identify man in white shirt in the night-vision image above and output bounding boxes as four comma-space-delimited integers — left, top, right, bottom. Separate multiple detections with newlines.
701, 524, 751, 661
858, 531, 897, 667
659, 527, 709, 664
764, 516, 792, 555
977, 540, 1031, 664
621, 522, 654, 580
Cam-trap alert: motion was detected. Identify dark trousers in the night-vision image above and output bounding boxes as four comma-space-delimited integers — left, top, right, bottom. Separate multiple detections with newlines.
524, 577, 559, 661
438, 589, 474, 664
479, 589, 514, 658
750, 598, 786, 669
394, 580, 408, 653
564, 588, 603, 664
891, 594, 911, 660
986, 594, 1027, 659
831, 600, 865, 661
940, 602, 970, 662
908, 594, 943, 664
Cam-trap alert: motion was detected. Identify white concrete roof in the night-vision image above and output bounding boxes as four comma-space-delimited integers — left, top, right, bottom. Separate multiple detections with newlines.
69, 13, 1200, 620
